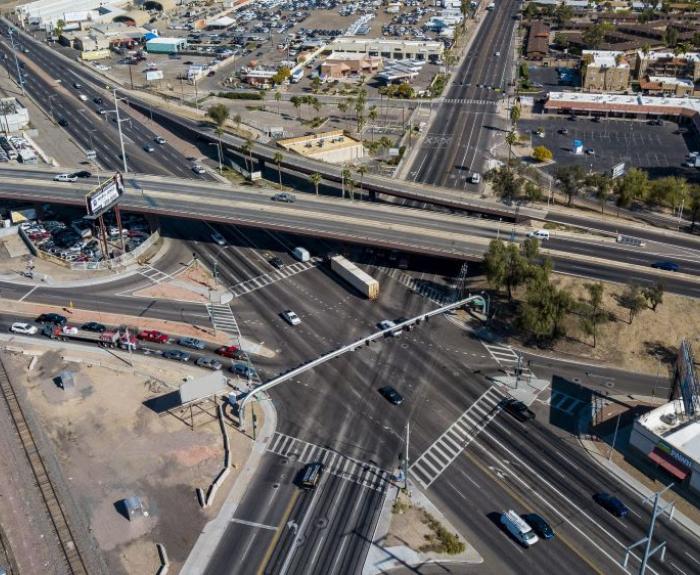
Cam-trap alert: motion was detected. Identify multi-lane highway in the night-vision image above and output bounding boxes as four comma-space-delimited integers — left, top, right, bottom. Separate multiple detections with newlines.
408, 0, 519, 188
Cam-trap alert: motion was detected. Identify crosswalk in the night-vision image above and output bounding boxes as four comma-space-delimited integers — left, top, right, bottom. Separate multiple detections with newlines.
267, 432, 390, 492
138, 265, 172, 284
378, 266, 457, 305
442, 98, 497, 106
229, 258, 321, 297
206, 303, 241, 338
482, 343, 536, 380
410, 386, 506, 489
545, 389, 590, 416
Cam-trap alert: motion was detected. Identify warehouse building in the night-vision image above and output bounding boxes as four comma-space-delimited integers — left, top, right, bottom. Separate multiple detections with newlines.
145, 37, 188, 54
328, 38, 443, 61
277, 130, 365, 164
0, 98, 30, 133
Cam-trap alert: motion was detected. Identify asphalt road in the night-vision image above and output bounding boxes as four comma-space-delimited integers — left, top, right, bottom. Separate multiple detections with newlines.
407, 0, 519, 188
0, 28, 209, 180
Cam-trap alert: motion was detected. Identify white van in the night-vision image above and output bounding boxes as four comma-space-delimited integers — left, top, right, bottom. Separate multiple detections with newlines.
500, 510, 539, 547
78, 94, 88, 102
292, 247, 310, 262
471, 172, 481, 184
527, 229, 550, 240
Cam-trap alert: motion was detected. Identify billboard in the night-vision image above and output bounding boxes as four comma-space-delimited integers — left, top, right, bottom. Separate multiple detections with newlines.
672, 339, 700, 416
85, 174, 124, 218
146, 70, 164, 81
179, 371, 228, 404
611, 162, 625, 180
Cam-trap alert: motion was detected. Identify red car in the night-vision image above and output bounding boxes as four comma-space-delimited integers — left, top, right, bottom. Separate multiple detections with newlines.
216, 345, 241, 358
137, 329, 170, 344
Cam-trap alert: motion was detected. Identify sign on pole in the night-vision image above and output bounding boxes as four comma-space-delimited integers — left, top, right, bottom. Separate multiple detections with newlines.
611, 162, 626, 180
85, 173, 125, 219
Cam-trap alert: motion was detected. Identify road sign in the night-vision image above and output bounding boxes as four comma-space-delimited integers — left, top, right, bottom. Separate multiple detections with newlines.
86, 150, 96, 161
611, 162, 625, 180
85, 173, 124, 218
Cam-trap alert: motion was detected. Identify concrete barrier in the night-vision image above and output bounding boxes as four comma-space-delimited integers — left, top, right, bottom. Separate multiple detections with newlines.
201, 402, 233, 508
156, 543, 169, 575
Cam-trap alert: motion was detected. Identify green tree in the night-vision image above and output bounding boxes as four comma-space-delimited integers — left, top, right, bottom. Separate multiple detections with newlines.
555, 165, 586, 207
207, 103, 229, 129
532, 145, 553, 163
518, 265, 572, 343
553, 32, 570, 49
290, 95, 302, 118
587, 172, 613, 215
510, 103, 521, 126
310, 172, 322, 196
523, 2, 539, 19
524, 181, 543, 202
488, 165, 523, 203
274, 90, 282, 115
311, 76, 322, 93
341, 166, 352, 199
689, 184, 700, 231
521, 237, 540, 262
271, 66, 291, 86
642, 282, 664, 312
233, 113, 242, 130
54, 19, 65, 37
354, 87, 368, 132
620, 285, 646, 324
665, 26, 679, 48
582, 22, 614, 49
356, 165, 367, 199
647, 176, 688, 208
579, 282, 606, 348
614, 167, 649, 212
273, 151, 284, 189
241, 139, 253, 174
555, 3, 574, 26
484, 240, 531, 300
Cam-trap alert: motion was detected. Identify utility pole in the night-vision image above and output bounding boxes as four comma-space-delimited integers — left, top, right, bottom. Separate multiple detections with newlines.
7, 27, 25, 95
404, 421, 410, 491
514, 353, 522, 389
608, 413, 621, 461
113, 88, 128, 173
623, 484, 673, 573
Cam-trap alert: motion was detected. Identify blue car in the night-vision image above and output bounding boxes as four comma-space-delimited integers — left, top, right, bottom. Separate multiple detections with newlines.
231, 363, 255, 379
651, 261, 679, 272
523, 514, 554, 539
163, 349, 190, 362
593, 493, 629, 518
178, 337, 205, 350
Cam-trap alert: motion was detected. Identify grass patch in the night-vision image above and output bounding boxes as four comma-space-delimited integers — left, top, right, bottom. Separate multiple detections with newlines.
418, 511, 465, 555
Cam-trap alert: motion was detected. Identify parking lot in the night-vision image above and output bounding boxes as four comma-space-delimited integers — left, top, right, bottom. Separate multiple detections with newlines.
520, 116, 699, 180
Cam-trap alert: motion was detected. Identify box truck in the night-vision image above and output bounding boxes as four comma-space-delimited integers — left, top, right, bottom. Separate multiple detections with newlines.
329, 255, 379, 299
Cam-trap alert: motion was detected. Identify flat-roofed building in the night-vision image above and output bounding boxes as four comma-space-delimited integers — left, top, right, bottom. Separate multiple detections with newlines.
328, 37, 443, 61
277, 130, 365, 164
581, 50, 630, 92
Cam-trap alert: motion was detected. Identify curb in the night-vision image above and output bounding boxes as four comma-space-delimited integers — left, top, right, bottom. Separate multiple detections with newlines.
179, 394, 278, 575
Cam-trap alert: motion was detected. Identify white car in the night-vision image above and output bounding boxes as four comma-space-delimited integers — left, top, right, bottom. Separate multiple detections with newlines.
379, 320, 402, 336
62, 325, 79, 335
471, 172, 481, 184
211, 231, 226, 246
192, 165, 206, 175
281, 310, 301, 326
155, 136, 166, 145
10, 322, 37, 335
54, 173, 77, 182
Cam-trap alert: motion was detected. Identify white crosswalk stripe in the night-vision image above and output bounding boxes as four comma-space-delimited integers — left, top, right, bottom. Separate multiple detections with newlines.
545, 390, 588, 415
482, 343, 536, 379
229, 257, 322, 297
267, 432, 390, 491
206, 303, 240, 338
410, 386, 506, 489
376, 266, 457, 305
137, 264, 171, 284
441, 98, 497, 106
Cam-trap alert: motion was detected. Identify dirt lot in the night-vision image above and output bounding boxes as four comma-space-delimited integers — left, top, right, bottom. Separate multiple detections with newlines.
1, 347, 256, 575
485, 273, 700, 375
132, 259, 227, 304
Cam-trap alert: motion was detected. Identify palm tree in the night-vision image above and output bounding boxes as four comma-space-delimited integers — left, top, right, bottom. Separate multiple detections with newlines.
310, 172, 322, 196
241, 139, 253, 174
341, 166, 352, 199
234, 113, 242, 130
505, 129, 518, 165
274, 90, 282, 115
273, 152, 284, 189
355, 165, 367, 200
290, 95, 302, 119
368, 105, 378, 141
207, 104, 229, 169
509, 103, 521, 127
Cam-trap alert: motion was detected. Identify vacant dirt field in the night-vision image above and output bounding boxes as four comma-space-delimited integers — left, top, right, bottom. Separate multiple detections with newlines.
1, 347, 254, 575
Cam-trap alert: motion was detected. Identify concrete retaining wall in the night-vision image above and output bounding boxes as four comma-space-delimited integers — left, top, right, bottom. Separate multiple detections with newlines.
202, 402, 232, 507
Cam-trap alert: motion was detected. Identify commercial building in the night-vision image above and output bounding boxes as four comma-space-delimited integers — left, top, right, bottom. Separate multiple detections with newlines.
15, 0, 126, 30
640, 75, 695, 97
320, 52, 383, 79
526, 21, 549, 60
328, 38, 443, 61
581, 50, 630, 92
240, 68, 277, 88
145, 37, 188, 54
0, 98, 30, 133
277, 130, 365, 164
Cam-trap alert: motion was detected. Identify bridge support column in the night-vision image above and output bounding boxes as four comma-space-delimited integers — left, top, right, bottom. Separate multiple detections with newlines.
368, 190, 377, 202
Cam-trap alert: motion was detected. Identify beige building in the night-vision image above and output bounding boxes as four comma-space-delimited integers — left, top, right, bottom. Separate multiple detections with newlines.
640, 76, 695, 97
581, 50, 630, 92
328, 37, 443, 60
635, 51, 700, 83
320, 52, 383, 79
277, 130, 365, 164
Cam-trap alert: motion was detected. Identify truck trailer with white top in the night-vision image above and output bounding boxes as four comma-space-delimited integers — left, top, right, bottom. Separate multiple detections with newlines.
329, 255, 379, 300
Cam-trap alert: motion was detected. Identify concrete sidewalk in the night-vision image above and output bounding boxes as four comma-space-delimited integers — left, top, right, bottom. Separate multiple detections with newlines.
180, 395, 277, 575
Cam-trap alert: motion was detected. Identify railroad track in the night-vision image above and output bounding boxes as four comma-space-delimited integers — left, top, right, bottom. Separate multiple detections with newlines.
0, 358, 89, 575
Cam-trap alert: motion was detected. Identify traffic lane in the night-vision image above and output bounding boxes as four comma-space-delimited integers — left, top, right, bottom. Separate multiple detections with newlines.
478, 415, 699, 574
547, 212, 700, 253
204, 454, 302, 575
428, 451, 601, 575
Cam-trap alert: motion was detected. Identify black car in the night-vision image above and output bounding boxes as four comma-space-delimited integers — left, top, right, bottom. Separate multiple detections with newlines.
57, 118, 68, 127
502, 399, 535, 422
523, 514, 554, 539
163, 349, 191, 362
593, 493, 629, 518
37, 313, 67, 326
651, 261, 679, 272
70, 170, 91, 179
379, 386, 403, 405
81, 321, 106, 333
269, 256, 285, 269
93, 96, 103, 105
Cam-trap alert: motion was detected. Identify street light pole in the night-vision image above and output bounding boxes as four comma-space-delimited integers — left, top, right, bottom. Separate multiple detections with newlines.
113, 88, 128, 173
7, 27, 25, 95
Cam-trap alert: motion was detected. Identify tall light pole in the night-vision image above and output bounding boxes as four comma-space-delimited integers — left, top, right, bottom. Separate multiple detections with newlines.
7, 27, 25, 95
112, 88, 128, 173
624, 483, 673, 573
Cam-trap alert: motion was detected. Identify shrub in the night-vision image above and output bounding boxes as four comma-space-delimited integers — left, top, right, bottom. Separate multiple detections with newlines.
217, 91, 264, 100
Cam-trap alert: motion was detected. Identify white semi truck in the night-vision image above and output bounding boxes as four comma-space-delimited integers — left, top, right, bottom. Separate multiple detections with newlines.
329, 255, 379, 300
